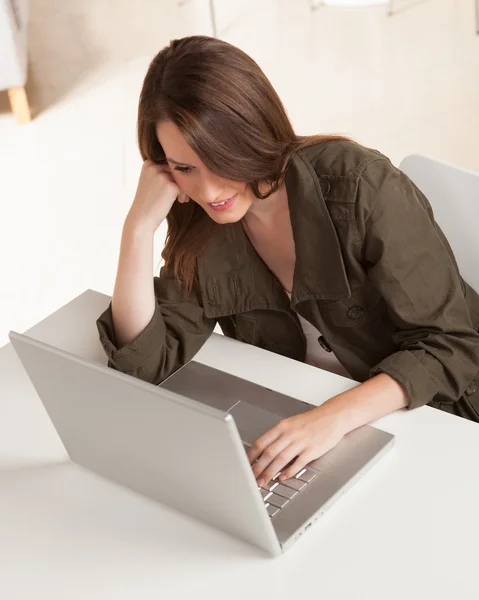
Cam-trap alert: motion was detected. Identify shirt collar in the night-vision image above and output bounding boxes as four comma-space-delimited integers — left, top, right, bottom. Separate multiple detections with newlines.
197, 149, 351, 318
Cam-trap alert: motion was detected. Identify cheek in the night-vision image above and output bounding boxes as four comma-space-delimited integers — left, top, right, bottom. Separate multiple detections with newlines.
231, 181, 248, 194
238, 183, 253, 201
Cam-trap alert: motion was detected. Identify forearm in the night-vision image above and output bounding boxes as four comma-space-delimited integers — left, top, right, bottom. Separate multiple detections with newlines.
319, 373, 408, 433
111, 217, 156, 348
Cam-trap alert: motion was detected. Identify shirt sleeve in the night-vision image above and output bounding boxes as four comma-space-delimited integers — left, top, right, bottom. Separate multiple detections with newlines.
357, 158, 479, 409
96, 268, 216, 385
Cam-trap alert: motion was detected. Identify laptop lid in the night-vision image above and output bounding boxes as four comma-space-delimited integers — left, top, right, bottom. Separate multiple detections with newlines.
8, 331, 281, 556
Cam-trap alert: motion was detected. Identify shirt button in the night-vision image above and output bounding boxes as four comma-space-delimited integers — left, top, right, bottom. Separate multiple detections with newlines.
318, 335, 332, 352
348, 306, 365, 320
466, 378, 478, 396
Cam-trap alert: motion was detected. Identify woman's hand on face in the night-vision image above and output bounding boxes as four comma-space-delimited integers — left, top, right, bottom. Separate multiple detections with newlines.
126, 160, 190, 234
247, 405, 347, 487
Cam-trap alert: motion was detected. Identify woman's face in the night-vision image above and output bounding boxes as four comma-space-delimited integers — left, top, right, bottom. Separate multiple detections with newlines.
156, 121, 257, 224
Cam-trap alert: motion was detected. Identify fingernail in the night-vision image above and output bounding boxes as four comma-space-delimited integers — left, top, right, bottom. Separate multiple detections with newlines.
257, 478, 264, 488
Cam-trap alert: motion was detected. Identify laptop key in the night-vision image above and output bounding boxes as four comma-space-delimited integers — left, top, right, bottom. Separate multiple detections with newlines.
262, 480, 280, 492
273, 484, 298, 500
267, 504, 280, 518
267, 493, 289, 509
296, 468, 317, 483
281, 477, 307, 491
260, 489, 273, 501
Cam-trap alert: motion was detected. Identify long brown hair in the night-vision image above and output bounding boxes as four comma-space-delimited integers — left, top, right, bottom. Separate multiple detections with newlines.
138, 35, 349, 293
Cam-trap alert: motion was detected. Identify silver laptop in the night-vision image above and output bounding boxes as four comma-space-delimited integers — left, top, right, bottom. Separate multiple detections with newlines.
9, 330, 394, 556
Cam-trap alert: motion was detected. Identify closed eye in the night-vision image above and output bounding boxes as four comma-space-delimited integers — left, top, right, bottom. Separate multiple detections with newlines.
174, 165, 194, 174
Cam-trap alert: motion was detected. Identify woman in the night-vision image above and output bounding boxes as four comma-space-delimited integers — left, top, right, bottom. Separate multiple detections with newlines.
97, 35, 479, 489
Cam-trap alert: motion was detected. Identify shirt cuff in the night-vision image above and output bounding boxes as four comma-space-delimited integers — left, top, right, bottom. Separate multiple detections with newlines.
369, 350, 438, 410
96, 301, 164, 373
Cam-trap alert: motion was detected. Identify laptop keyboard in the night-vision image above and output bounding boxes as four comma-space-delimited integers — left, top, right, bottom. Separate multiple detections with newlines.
243, 444, 318, 518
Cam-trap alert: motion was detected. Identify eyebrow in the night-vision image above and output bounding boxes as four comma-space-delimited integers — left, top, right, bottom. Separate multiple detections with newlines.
166, 157, 194, 167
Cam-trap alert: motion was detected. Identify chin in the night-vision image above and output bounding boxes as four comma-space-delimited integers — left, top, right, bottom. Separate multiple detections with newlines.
205, 204, 250, 224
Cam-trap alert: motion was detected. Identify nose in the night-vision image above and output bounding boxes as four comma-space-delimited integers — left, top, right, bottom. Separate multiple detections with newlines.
199, 171, 226, 204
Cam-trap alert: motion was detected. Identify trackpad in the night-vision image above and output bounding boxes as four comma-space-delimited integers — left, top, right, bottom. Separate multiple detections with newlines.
228, 402, 283, 444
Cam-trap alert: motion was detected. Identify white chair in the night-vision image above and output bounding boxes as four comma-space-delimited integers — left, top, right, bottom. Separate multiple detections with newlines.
399, 154, 479, 293
0, 0, 31, 123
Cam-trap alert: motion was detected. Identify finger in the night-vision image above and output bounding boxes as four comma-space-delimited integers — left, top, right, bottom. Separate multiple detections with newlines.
161, 167, 176, 183
252, 436, 291, 481
150, 160, 175, 179
247, 423, 284, 465
278, 451, 312, 482
144, 159, 168, 171
257, 443, 301, 488
177, 192, 190, 203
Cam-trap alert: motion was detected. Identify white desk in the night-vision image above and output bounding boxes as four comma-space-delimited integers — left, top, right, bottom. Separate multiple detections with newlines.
1, 290, 479, 600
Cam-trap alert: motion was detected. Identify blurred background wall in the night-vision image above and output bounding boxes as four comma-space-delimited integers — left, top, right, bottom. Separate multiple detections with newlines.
1, 0, 478, 346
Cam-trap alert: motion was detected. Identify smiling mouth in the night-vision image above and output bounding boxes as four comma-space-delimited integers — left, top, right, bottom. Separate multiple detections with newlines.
208, 194, 237, 211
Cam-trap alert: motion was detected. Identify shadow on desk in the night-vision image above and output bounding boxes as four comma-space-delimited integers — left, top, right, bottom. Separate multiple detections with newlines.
0, 459, 268, 563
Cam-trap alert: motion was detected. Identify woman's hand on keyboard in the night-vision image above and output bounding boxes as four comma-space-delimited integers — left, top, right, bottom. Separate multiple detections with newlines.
247, 404, 346, 488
